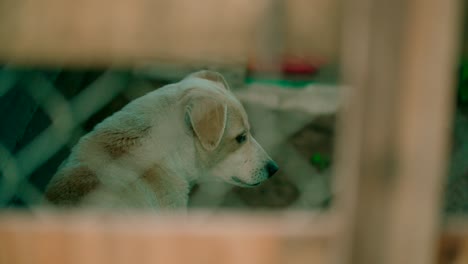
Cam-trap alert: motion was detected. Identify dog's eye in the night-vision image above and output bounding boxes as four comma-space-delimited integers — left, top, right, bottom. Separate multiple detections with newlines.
235, 133, 247, 144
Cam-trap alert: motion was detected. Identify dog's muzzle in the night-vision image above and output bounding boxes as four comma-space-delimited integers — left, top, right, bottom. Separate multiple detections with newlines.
232, 176, 261, 187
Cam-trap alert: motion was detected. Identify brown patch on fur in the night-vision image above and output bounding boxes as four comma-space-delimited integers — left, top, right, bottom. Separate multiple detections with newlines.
45, 166, 100, 206
141, 166, 167, 190
92, 113, 151, 159
140, 166, 174, 206
140, 165, 191, 209
99, 128, 150, 158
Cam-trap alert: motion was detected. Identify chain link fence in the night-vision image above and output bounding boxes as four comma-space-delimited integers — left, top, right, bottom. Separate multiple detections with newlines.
0, 67, 138, 208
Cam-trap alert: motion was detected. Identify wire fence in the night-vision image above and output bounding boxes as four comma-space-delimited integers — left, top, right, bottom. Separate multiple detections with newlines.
0, 67, 135, 208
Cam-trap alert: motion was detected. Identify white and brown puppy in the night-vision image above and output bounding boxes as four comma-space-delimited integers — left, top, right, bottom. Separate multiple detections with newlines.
44, 70, 278, 209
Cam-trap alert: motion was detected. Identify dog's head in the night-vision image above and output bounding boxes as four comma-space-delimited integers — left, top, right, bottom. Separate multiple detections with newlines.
183, 70, 278, 187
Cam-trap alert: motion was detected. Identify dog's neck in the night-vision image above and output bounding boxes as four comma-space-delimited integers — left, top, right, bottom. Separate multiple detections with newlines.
158, 144, 201, 184
144, 102, 203, 185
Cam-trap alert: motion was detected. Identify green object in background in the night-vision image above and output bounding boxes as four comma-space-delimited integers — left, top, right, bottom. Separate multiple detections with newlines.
310, 153, 331, 171
245, 76, 315, 88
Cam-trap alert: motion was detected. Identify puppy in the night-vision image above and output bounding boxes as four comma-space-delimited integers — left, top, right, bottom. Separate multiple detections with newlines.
44, 70, 279, 209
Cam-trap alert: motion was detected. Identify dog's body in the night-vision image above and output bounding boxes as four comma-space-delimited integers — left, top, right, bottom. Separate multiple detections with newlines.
44, 71, 278, 209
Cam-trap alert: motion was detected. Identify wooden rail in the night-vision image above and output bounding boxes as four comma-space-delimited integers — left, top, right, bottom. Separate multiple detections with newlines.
0, 213, 467, 264
0, 212, 335, 264
0, 0, 339, 66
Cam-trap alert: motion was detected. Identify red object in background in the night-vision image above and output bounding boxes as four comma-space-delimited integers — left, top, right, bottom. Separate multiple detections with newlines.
282, 57, 319, 75
248, 56, 322, 76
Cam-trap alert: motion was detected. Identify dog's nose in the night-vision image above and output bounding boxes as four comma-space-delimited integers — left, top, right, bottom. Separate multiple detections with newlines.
266, 161, 279, 178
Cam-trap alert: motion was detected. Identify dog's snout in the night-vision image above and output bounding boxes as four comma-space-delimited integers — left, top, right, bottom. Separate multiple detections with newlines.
266, 161, 279, 178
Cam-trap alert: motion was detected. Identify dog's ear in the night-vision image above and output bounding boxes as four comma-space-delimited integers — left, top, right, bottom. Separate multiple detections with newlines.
187, 70, 230, 90
185, 96, 227, 151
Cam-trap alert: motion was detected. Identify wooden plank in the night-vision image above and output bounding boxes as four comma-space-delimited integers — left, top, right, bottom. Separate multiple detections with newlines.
332, 0, 461, 263
0, 0, 264, 66
0, 212, 334, 264
386, 0, 461, 263
0, 213, 467, 264
0, 0, 340, 66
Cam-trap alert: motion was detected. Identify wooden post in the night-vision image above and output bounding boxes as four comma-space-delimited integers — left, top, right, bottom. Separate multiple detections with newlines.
333, 0, 461, 263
